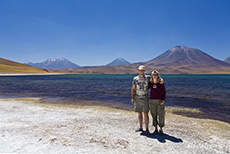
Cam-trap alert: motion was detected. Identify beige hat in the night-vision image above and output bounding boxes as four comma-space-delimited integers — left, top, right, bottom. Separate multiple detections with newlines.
138, 65, 145, 70
151, 70, 159, 75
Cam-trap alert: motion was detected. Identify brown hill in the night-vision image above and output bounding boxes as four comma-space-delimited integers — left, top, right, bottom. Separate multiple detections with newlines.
0, 58, 49, 74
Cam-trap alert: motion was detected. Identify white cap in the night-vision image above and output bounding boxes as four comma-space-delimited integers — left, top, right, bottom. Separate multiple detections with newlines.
138, 65, 145, 71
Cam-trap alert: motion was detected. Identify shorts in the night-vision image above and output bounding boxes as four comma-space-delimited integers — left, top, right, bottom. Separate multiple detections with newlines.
134, 95, 149, 112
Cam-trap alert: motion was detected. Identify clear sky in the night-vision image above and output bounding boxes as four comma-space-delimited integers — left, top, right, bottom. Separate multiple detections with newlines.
0, 0, 230, 66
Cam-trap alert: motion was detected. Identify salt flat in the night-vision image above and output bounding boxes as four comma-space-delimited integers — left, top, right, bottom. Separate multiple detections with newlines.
0, 98, 229, 154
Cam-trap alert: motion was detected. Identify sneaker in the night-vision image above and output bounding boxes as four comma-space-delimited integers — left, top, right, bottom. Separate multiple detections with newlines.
153, 129, 158, 134
135, 128, 143, 132
145, 129, 150, 134
159, 129, 164, 134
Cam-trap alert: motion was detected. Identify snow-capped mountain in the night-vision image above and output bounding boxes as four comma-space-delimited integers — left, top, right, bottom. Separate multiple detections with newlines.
106, 57, 131, 66
27, 58, 80, 69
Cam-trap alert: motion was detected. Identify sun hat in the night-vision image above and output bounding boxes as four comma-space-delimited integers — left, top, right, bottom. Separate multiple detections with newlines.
138, 65, 145, 71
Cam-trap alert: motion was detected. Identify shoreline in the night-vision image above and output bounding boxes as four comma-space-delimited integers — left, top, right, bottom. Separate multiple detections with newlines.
32, 98, 228, 122
0, 73, 65, 76
0, 98, 229, 153
0, 97, 229, 125
2, 95, 229, 123
1, 73, 230, 76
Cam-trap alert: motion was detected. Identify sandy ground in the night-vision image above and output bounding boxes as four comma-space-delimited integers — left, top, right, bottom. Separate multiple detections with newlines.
0, 98, 229, 154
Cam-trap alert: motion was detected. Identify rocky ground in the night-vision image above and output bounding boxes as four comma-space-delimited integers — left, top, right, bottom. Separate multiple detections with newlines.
0, 98, 229, 154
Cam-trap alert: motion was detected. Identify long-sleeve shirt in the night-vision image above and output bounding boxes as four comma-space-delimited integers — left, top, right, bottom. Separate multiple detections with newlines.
148, 82, 166, 100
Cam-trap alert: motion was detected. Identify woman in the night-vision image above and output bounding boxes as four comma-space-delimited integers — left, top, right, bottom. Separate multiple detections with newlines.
148, 70, 166, 134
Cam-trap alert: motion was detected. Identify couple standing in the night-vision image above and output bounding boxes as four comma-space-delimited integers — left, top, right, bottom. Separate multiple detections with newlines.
131, 65, 166, 134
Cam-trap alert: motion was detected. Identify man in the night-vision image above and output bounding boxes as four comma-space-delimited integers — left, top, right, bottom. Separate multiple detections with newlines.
131, 65, 150, 133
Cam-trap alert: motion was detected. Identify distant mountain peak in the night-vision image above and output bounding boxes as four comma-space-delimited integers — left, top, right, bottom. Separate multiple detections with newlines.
170, 46, 196, 53
107, 57, 131, 66
47, 58, 67, 62
116, 57, 127, 61
174, 45, 188, 49
59, 58, 66, 61
48, 58, 57, 62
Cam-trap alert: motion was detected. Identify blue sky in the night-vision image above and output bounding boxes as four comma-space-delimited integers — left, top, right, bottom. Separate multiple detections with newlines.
0, 0, 230, 66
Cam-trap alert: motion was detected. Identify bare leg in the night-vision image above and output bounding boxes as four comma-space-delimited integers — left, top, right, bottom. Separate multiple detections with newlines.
143, 112, 149, 130
138, 112, 143, 129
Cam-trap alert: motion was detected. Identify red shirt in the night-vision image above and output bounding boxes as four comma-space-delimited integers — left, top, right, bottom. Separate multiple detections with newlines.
148, 82, 166, 100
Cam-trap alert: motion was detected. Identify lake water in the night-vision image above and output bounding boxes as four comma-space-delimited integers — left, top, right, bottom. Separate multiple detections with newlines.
0, 74, 230, 122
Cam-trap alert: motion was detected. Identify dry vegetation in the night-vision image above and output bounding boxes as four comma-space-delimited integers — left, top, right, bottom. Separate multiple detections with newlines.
0, 58, 48, 73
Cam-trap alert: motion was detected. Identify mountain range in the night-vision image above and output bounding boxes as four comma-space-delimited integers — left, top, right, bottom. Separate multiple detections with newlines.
27, 58, 80, 69
27, 57, 131, 69
1, 46, 230, 74
60, 46, 230, 74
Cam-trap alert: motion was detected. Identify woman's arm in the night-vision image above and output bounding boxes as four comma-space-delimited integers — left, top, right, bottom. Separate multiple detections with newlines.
161, 83, 166, 105
160, 78, 164, 84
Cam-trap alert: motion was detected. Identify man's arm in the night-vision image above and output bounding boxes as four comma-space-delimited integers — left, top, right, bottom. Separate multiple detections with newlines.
131, 84, 136, 104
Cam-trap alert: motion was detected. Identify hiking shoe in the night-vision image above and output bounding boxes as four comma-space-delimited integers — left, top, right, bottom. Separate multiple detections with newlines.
135, 128, 143, 132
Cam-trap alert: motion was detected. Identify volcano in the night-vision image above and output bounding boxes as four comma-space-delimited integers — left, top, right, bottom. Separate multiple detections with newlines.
142, 46, 230, 73
145, 46, 229, 67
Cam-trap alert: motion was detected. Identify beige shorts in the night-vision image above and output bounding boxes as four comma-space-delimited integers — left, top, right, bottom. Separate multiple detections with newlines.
134, 95, 149, 112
